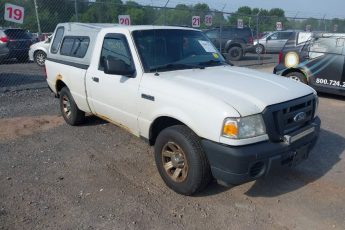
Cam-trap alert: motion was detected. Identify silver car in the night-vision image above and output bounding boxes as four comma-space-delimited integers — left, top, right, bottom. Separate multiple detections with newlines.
254, 31, 294, 54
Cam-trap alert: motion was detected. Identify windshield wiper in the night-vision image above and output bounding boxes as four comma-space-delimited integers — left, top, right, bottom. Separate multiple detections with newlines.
149, 63, 203, 72
198, 60, 228, 67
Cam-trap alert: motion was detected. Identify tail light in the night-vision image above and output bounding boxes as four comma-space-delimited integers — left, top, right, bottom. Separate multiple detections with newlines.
248, 36, 254, 44
278, 51, 283, 64
0, 36, 8, 43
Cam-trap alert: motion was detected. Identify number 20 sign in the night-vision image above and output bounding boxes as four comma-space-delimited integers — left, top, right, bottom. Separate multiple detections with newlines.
4, 3, 24, 24
118, 15, 131, 25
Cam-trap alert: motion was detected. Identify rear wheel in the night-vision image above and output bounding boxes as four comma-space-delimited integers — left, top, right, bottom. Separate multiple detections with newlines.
59, 87, 85, 126
154, 125, 211, 195
227, 46, 243, 61
34, 50, 47, 67
286, 72, 308, 84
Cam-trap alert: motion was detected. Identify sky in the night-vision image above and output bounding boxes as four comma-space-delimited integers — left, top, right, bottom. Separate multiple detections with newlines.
134, 0, 345, 19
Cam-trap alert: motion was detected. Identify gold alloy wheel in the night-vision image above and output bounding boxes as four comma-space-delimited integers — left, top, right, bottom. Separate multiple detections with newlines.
161, 142, 188, 183
62, 95, 72, 118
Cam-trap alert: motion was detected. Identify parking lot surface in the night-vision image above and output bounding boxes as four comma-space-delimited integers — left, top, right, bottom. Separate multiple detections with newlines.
0, 66, 344, 230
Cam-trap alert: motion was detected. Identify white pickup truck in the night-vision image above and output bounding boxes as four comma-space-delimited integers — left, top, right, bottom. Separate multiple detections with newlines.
45, 23, 320, 195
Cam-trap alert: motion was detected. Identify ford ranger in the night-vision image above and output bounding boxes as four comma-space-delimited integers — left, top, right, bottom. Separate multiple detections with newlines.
45, 23, 320, 195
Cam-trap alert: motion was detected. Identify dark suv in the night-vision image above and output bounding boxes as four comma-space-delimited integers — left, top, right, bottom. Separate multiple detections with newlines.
0, 28, 32, 63
274, 32, 345, 96
204, 27, 254, 61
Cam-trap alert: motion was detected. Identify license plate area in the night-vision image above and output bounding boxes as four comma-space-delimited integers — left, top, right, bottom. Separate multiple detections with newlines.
281, 145, 310, 167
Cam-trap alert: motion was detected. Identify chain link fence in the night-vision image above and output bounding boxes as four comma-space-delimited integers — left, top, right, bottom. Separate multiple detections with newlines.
1, 0, 345, 90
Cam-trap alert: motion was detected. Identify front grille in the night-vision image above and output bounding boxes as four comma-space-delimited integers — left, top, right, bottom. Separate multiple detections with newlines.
262, 94, 316, 142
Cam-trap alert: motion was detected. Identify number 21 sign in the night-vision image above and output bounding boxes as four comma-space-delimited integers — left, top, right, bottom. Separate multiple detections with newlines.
4, 3, 24, 24
192, 16, 200, 28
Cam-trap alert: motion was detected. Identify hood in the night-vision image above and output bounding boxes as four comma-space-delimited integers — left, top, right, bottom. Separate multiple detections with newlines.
30, 40, 49, 50
159, 66, 315, 116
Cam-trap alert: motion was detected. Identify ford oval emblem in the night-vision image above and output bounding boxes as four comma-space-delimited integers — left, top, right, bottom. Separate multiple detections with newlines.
294, 112, 306, 122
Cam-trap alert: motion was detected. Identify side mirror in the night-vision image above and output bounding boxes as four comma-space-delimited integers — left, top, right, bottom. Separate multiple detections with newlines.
103, 56, 135, 77
266, 37, 271, 41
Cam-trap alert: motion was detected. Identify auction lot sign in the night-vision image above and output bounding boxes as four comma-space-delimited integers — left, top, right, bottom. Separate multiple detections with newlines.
276, 22, 283, 31
118, 15, 131, 25
205, 15, 212, 26
192, 16, 200, 28
4, 3, 24, 24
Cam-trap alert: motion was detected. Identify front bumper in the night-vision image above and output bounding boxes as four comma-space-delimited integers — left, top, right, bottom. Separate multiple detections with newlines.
273, 64, 286, 75
201, 117, 321, 186
29, 49, 34, 61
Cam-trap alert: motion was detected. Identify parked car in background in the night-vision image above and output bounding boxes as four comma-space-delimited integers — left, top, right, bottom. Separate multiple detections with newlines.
0, 28, 32, 63
29, 35, 52, 66
28, 32, 41, 43
254, 30, 295, 54
204, 27, 254, 61
274, 32, 345, 96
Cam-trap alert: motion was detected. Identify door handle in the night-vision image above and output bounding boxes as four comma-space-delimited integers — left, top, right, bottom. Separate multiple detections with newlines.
92, 77, 99, 83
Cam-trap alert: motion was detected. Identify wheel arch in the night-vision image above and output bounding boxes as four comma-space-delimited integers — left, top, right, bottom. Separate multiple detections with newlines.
55, 79, 67, 97
149, 116, 193, 146
282, 68, 309, 82
33, 48, 47, 56
226, 42, 242, 52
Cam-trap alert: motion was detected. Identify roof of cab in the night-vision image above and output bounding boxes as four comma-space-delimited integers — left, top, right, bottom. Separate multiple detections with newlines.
56, 22, 198, 32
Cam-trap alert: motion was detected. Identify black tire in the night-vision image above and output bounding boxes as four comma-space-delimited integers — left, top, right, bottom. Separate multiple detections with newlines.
285, 72, 308, 84
154, 125, 211, 195
255, 44, 265, 54
34, 50, 47, 67
227, 46, 243, 61
59, 87, 85, 126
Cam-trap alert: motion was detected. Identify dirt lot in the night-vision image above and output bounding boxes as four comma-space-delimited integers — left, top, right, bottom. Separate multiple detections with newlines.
1, 80, 345, 229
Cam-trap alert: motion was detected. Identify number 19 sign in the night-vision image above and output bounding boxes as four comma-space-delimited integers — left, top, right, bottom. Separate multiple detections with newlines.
4, 3, 24, 24
118, 15, 131, 25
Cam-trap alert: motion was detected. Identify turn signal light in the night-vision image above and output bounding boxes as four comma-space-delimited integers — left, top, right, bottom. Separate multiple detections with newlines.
223, 122, 238, 137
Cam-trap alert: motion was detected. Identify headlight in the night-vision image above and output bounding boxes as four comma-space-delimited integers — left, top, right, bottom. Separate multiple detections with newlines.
222, 114, 266, 139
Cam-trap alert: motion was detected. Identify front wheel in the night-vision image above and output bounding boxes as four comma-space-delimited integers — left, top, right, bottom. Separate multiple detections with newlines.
59, 87, 85, 126
154, 125, 211, 195
286, 72, 308, 84
34, 50, 47, 67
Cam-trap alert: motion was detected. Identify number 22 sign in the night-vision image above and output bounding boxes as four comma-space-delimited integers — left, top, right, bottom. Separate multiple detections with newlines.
4, 3, 24, 24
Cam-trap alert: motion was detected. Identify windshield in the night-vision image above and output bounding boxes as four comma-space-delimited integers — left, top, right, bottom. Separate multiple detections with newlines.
132, 29, 227, 72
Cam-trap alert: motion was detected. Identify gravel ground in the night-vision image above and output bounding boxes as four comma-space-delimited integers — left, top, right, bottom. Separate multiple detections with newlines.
0, 73, 345, 229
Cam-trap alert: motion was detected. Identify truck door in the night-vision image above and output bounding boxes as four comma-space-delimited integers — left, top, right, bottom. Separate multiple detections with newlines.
306, 36, 345, 92
85, 33, 140, 135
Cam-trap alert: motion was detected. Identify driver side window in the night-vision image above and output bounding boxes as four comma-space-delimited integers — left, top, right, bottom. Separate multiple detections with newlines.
99, 35, 133, 70
269, 33, 278, 40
